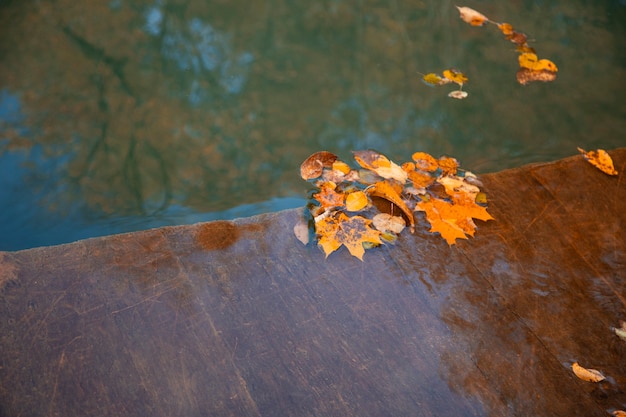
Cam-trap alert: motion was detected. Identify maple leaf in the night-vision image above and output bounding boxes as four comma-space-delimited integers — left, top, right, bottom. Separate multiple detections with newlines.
416, 197, 493, 245
316, 213, 382, 261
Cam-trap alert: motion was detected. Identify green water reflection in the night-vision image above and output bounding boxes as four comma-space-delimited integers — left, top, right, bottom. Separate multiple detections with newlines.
0, 0, 624, 250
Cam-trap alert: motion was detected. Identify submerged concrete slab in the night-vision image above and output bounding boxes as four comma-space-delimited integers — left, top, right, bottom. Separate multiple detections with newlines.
1, 149, 625, 416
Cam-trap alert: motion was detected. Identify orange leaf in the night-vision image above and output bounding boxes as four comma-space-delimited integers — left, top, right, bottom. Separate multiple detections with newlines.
313, 182, 345, 209
316, 213, 382, 261
456, 6, 489, 27
300, 151, 337, 180
416, 196, 493, 245
497, 23, 514, 35
571, 362, 606, 383
416, 198, 468, 245
443, 69, 468, 86
411, 152, 439, 172
368, 181, 415, 232
577, 147, 618, 176
437, 156, 459, 176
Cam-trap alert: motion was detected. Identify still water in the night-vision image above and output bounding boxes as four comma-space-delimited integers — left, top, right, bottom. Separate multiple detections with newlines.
0, 0, 624, 250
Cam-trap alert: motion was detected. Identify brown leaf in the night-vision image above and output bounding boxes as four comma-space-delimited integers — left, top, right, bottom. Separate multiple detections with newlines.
300, 151, 338, 180
313, 182, 345, 209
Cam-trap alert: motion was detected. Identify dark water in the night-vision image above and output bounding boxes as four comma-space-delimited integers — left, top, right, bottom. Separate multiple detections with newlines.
0, 0, 624, 250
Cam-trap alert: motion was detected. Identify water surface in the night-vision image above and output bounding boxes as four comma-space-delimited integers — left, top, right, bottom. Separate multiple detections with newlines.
0, 0, 624, 250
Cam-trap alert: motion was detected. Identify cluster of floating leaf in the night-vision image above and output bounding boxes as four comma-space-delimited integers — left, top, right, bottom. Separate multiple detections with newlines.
456, 6, 558, 85
420, 68, 469, 100
298, 150, 493, 260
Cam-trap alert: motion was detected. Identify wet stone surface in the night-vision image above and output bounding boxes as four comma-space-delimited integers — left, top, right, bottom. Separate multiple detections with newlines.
1, 149, 625, 416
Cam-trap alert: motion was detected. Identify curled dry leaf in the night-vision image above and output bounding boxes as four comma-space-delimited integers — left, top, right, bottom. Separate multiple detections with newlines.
293, 218, 310, 245
456, 6, 489, 27
612, 410, 626, 417
353, 150, 408, 183
448, 90, 468, 99
613, 321, 626, 342
300, 151, 338, 180
571, 362, 605, 383
577, 147, 619, 176
368, 181, 415, 232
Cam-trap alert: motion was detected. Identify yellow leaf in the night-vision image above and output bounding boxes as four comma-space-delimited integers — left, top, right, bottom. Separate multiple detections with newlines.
316, 213, 382, 261
332, 160, 352, 174
577, 147, 619, 176
422, 73, 447, 86
456, 6, 489, 27
345, 190, 369, 212
443, 69, 468, 86
571, 362, 605, 383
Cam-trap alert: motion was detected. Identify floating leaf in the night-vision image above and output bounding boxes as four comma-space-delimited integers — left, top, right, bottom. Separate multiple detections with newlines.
313, 181, 345, 209
613, 410, 626, 417
368, 181, 415, 232
572, 362, 605, 383
422, 73, 448, 86
353, 150, 408, 183
300, 151, 337, 180
412, 152, 439, 172
448, 90, 468, 99
372, 213, 406, 234
443, 69, 468, 86
456, 6, 489, 27
577, 147, 618, 176
345, 190, 369, 212
316, 213, 382, 261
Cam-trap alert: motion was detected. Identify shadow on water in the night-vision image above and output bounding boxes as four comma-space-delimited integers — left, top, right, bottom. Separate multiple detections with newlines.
0, 0, 625, 250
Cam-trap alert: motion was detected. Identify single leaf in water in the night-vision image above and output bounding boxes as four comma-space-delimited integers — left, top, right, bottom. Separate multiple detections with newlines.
456, 6, 489, 27
422, 73, 447, 86
448, 90, 468, 99
577, 147, 619, 176
572, 362, 605, 383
